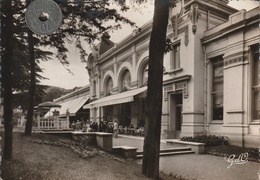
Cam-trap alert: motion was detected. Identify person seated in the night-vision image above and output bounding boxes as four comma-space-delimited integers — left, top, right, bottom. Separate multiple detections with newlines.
128, 124, 134, 135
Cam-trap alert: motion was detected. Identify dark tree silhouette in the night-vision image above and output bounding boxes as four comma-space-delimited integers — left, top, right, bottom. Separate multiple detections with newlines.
1, 0, 135, 158
142, 0, 172, 178
1, 0, 14, 160
10, 0, 135, 135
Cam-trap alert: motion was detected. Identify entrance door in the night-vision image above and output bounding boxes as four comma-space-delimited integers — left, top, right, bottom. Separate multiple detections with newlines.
120, 103, 131, 127
169, 92, 183, 138
175, 93, 183, 137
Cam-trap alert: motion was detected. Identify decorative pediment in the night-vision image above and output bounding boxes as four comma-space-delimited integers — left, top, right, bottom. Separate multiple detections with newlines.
188, 3, 201, 34
163, 75, 191, 100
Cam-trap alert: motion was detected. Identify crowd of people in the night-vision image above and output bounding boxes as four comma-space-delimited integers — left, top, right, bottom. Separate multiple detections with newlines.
70, 120, 116, 133
70, 120, 145, 137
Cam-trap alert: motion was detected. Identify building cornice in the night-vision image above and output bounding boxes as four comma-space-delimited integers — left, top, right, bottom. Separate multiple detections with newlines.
163, 74, 191, 85
184, 0, 237, 19
98, 20, 153, 64
202, 8, 260, 44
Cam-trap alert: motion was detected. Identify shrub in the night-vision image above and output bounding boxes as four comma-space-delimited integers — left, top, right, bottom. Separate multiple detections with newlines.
248, 147, 259, 157
180, 135, 228, 147
78, 135, 96, 145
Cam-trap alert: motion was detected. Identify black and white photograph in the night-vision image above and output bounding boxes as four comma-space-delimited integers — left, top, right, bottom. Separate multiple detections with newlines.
0, 0, 260, 179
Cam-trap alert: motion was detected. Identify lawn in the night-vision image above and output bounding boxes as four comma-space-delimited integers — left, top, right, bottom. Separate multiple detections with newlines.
0, 131, 174, 180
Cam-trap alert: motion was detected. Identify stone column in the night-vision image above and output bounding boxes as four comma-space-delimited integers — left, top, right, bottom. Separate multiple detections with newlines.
37, 113, 40, 129
66, 110, 70, 129
53, 110, 60, 129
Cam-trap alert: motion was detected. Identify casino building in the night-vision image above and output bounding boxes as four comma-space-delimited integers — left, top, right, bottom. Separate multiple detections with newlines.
83, 0, 260, 147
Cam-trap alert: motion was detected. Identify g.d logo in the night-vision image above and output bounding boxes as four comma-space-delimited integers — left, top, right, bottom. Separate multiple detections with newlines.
25, 0, 62, 35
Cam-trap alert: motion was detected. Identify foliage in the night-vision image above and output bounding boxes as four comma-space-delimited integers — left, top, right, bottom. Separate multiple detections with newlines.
14, 0, 136, 63
33, 139, 99, 158
164, 38, 173, 53
180, 135, 229, 147
41, 86, 74, 102
77, 135, 96, 145
205, 145, 259, 162
11, 38, 50, 109
8, 0, 136, 107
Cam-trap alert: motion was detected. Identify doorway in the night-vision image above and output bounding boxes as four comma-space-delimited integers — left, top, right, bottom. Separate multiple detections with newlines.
119, 103, 131, 127
170, 92, 183, 138
103, 105, 113, 122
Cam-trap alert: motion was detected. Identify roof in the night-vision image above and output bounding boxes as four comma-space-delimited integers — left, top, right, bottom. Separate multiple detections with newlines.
45, 95, 90, 117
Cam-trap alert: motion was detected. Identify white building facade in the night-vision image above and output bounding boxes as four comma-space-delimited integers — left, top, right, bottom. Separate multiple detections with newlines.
84, 0, 260, 147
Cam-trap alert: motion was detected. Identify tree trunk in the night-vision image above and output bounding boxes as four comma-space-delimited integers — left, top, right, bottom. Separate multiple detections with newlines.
142, 0, 169, 179
1, 0, 14, 160
24, 0, 36, 136
25, 26, 36, 136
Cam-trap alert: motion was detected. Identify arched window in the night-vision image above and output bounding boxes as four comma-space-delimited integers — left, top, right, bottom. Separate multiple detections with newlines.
105, 77, 113, 95
142, 63, 148, 86
121, 70, 131, 91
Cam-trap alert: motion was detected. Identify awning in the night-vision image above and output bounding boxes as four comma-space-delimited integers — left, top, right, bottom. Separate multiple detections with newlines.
67, 95, 90, 116
44, 95, 90, 117
83, 86, 147, 109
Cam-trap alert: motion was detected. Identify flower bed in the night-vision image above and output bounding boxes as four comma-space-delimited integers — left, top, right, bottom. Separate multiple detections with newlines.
180, 135, 228, 147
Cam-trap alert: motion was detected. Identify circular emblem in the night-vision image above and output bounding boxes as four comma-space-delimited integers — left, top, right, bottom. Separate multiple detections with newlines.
25, 0, 62, 35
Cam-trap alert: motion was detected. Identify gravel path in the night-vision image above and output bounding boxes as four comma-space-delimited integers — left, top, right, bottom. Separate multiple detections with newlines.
159, 154, 259, 180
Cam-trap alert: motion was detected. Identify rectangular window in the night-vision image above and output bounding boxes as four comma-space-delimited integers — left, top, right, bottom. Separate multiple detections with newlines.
252, 45, 260, 119
171, 44, 180, 70
211, 56, 224, 120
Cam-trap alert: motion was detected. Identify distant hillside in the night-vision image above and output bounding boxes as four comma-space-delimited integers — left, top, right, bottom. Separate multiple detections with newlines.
41, 86, 82, 102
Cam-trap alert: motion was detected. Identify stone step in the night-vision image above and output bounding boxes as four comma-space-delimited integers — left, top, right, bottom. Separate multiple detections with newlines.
136, 147, 195, 158
159, 150, 195, 156
137, 150, 195, 158
160, 147, 192, 153
136, 147, 192, 155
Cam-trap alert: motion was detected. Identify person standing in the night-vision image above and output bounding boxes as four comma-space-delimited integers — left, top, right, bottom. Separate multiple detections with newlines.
71, 121, 76, 131
113, 120, 119, 138
75, 120, 81, 131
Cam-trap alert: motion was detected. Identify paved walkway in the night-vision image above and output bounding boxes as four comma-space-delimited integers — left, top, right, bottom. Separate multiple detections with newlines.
113, 135, 180, 152
113, 135, 260, 180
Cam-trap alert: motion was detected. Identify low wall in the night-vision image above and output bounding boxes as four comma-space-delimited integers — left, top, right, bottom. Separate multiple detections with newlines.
96, 132, 113, 152
113, 146, 138, 159
71, 132, 113, 152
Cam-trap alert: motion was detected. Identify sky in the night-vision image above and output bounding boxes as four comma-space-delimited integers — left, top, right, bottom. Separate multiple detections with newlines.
39, 0, 260, 89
